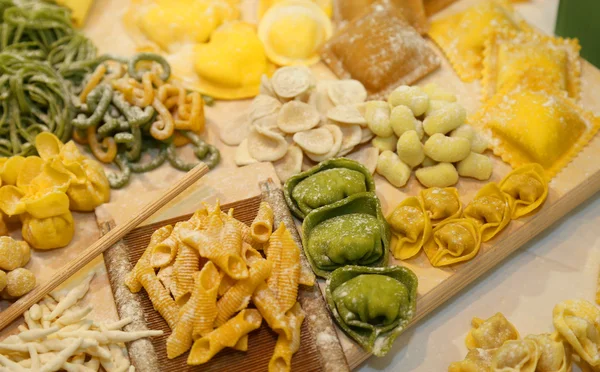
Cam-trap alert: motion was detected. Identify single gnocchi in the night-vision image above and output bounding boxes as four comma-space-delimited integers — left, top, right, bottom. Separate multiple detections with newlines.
372, 135, 398, 153
415, 163, 459, 188
365, 101, 393, 137
457, 152, 493, 180
450, 124, 489, 154
390, 105, 419, 138
397, 131, 425, 168
376, 151, 411, 187
388, 85, 429, 116
424, 134, 471, 163
423, 102, 466, 135
422, 83, 457, 102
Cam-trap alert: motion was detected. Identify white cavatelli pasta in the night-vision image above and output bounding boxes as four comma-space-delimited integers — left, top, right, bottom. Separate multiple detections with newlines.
424, 134, 471, 163
457, 152, 493, 181
423, 102, 466, 135
376, 151, 411, 187
415, 163, 459, 188
387, 85, 429, 116
396, 130, 425, 168
365, 101, 393, 137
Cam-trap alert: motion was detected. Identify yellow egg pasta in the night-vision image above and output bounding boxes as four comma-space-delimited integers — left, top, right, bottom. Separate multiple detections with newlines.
491, 339, 540, 371
251, 202, 274, 244
252, 282, 293, 340
271, 224, 301, 313
482, 29, 581, 101
424, 218, 482, 267
188, 309, 263, 366
137, 261, 180, 330
172, 243, 200, 305
553, 299, 600, 367
448, 348, 496, 372
387, 196, 432, 260
419, 187, 462, 226
464, 183, 511, 242
499, 164, 549, 219
269, 302, 305, 372
465, 313, 519, 350
526, 333, 572, 372
472, 89, 600, 179
0, 236, 30, 271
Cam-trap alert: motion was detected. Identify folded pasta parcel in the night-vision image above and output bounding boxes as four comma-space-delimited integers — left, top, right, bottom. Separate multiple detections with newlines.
325, 265, 418, 356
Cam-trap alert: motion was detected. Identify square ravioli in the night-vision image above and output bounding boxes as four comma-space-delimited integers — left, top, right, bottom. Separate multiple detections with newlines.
321, 1, 440, 99
482, 30, 581, 101
428, 0, 530, 82
471, 89, 600, 178
334, 0, 429, 34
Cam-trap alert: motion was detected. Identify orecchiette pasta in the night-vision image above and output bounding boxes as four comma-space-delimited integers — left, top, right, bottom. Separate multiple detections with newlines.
390, 105, 420, 138
415, 163, 459, 188
271, 66, 313, 99
304, 124, 343, 162
336, 124, 362, 156
423, 102, 466, 136
388, 85, 429, 116
277, 101, 320, 134
327, 79, 367, 106
250, 94, 282, 122
327, 105, 367, 126
293, 127, 334, 155
247, 125, 289, 162
235, 139, 259, 167
465, 313, 519, 350
457, 152, 493, 181
365, 101, 393, 137
424, 133, 471, 163
273, 145, 303, 183
372, 135, 398, 153
376, 151, 411, 188
397, 130, 425, 168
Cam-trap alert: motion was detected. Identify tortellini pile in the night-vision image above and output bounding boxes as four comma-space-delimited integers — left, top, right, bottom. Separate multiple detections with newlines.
325, 265, 418, 357
0, 236, 35, 299
0, 133, 110, 250
226, 66, 380, 182
371, 84, 492, 188
386, 164, 548, 266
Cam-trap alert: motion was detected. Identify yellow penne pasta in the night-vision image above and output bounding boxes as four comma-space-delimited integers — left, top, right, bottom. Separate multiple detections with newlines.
215, 257, 272, 327
242, 244, 264, 266
125, 225, 173, 293
188, 309, 263, 366
172, 243, 200, 306
138, 264, 180, 330
265, 225, 283, 298
274, 225, 301, 313
251, 202, 274, 244
188, 207, 208, 229
269, 303, 305, 372
233, 335, 248, 351
221, 210, 262, 249
150, 221, 194, 268
167, 262, 220, 359
218, 272, 237, 298
156, 264, 174, 296
253, 282, 292, 340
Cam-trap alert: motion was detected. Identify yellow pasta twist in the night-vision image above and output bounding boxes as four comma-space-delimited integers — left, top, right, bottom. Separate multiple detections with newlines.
269, 303, 305, 372
251, 202, 274, 244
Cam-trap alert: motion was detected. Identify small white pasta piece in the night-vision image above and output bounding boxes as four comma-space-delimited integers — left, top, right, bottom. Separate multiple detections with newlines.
389, 105, 419, 138
304, 124, 342, 162
327, 79, 367, 106
253, 112, 280, 132
365, 101, 393, 137
344, 147, 379, 174
371, 135, 398, 153
29, 304, 42, 321
56, 306, 93, 326
24, 310, 40, 330
456, 152, 493, 180
260, 74, 277, 98
415, 163, 459, 188
293, 127, 334, 155
359, 127, 374, 144
0, 354, 28, 371
277, 101, 320, 134
376, 151, 411, 187
40, 338, 83, 372
387, 85, 429, 116
396, 130, 425, 168
18, 326, 58, 342
101, 318, 133, 331
234, 139, 258, 166
326, 105, 367, 126
422, 83, 457, 102
249, 94, 282, 122
247, 126, 289, 162
271, 66, 313, 99
423, 102, 466, 136
273, 145, 303, 183
336, 124, 362, 156
220, 111, 250, 146
424, 134, 471, 163
425, 99, 450, 116
421, 156, 437, 167
46, 274, 94, 321
308, 80, 335, 115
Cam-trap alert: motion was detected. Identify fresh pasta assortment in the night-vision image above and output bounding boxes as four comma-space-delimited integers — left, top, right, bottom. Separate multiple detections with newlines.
126, 201, 311, 370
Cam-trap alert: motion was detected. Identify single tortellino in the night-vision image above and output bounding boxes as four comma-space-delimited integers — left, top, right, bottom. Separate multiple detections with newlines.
325, 265, 418, 356
371, 135, 398, 153
302, 192, 389, 278
448, 348, 495, 372
491, 339, 540, 372
419, 187, 462, 226
424, 133, 471, 163
376, 151, 411, 188
386, 196, 431, 260
424, 218, 481, 267
526, 334, 571, 372
0, 236, 30, 271
423, 102, 466, 136
457, 152, 493, 181
465, 313, 520, 350
553, 299, 600, 367
21, 212, 75, 250
464, 183, 511, 242
365, 101, 393, 137
388, 86, 429, 116
390, 105, 419, 138
284, 158, 375, 219
397, 130, 425, 168
499, 164, 548, 219
415, 163, 459, 188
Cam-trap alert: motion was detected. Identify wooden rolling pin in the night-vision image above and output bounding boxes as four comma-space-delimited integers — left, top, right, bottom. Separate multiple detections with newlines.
0, 163, 209, 331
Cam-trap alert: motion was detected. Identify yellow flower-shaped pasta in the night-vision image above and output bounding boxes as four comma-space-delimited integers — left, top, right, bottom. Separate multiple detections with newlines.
424, 218, 481, 266
499, 164, 549, 219
0, 236, 30, 271
553, 299, 600, 367
386, 196, 432, 260
420, 187, 462, 226
465, 313, 519, 350
464, 183, 512, 242
490, 339, 539, 372
526, 333, 571, 372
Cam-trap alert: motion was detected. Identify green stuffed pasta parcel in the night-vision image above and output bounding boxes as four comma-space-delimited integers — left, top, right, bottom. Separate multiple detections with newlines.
326, 265, 418, 357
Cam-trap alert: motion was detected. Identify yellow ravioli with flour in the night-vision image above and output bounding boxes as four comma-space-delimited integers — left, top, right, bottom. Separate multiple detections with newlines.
428, 0, 530, 82
471, 89, 600, 178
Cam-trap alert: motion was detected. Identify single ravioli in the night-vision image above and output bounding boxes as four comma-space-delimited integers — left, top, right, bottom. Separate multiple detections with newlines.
419, 187, 462, 226
499, 164, 549, 219
258, 0, 332, 66
284, 158, 375, 219
333, 0, 428, 34
465, 313, 519, 350
472, 89, 600, 179
302, 192, 389, 278
428, 0, 530, 82
321, 0, 440, 99
325, 265, 417, 356
423, 218, 481, 267
464, 183, 511, 242
482, 30, 581, 101
387, 196, 432, 260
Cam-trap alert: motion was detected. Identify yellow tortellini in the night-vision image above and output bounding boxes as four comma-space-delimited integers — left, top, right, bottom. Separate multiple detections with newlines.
449, 348, 496, 372
491, 339, 540, 372
526, 333, 572, 372
553, 299, 600, 368
420, 187, 462, 226
423, 218, 481, 266
499, 163, 549, 219
386, 196, 431, 260
464, 183, 511, 242
466, 313, 520, 350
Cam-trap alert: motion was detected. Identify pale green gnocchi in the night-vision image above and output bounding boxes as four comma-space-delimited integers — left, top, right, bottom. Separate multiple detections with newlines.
376, 151, 411, 187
